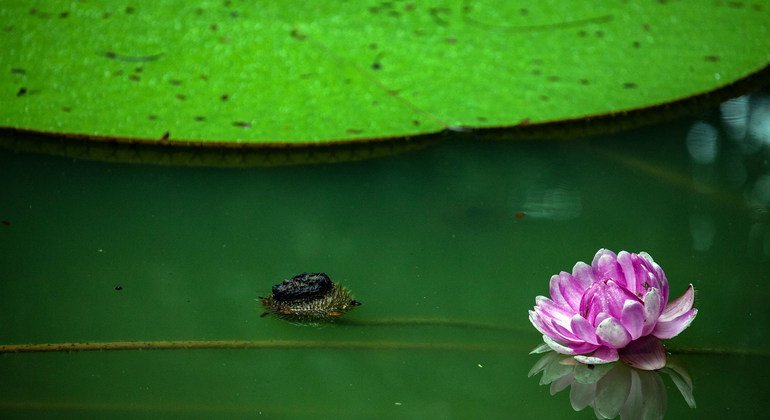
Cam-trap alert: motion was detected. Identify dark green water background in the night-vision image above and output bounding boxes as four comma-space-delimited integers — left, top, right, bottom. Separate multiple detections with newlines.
1, 93, 769, 418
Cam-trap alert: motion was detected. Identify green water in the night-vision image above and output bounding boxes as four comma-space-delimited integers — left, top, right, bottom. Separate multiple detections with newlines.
1, 93, 769, 418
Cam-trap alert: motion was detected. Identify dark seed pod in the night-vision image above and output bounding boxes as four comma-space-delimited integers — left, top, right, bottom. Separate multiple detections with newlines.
260, 272, 361, 322
272, 272, 332, 302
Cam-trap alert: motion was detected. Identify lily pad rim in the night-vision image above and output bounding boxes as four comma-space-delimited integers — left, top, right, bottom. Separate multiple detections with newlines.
2, 62, 769, 149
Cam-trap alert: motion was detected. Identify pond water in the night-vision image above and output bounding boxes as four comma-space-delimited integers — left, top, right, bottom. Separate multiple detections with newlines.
1, 90, 769, 418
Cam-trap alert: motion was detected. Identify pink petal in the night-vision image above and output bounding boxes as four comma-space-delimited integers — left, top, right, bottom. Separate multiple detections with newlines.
534, 297, 574, 331
536, 296, 573, 320
549, 274, 570, 310
574, 346, 619, 364
653, 308, 698, 339
639, 252, 668, 302
594, 311, 611, 326
571, 261, 596, 290
593, 250, 622, 285
596, 317, 632, 349
581, 280, 638, 322
641, 289, 662, 336
579, 282, 603, 323
530, 310, 567, 340
557, 272, 588, 312
592, 249, 617, 266
529, 310, 557, 338
620, 300, 645, 340
617, 251, 638, 292
570, 314, 599, 345
543, 335, 600, 355
618, 335, 666, 370
659, 284, 695, 322
551, 319, 581, 342
551, 271, 586, 312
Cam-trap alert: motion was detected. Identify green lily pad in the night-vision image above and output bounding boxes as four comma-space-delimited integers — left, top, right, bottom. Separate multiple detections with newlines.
1, 1, 769, 149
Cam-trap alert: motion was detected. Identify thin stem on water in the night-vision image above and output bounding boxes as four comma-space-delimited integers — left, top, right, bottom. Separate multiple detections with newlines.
0, 317, 763, 357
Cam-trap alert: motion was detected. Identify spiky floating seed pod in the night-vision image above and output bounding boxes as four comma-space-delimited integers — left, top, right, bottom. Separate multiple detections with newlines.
259, 273, 361, 322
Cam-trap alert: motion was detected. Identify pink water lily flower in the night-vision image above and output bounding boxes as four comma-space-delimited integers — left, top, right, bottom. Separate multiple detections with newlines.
529, 249, 697, 369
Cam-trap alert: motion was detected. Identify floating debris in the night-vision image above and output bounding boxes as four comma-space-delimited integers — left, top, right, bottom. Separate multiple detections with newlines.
259, 273, 360, 322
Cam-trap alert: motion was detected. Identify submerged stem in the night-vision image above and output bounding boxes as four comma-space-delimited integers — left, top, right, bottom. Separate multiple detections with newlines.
0, 317, 763, 357
0, 340, 520, 354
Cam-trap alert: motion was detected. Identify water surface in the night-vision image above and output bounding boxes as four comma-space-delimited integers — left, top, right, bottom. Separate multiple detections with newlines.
1, 92, 769, 418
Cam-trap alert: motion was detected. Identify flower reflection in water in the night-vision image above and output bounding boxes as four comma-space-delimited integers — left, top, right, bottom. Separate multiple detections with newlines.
529, 350, 695, 419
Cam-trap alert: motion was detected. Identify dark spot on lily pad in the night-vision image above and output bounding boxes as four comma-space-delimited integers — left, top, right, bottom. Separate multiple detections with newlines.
290, 28, 307, 41
115, 285, 123, 291
346, 128, 363, 134
16, 87, 27, 97
148, 115, 158, 121
176, 93, 187, 101
194, 116, 206, 122
160, 131, 170, 141
704, 55, 720, 62
1, 220, 10, 226
623, 82, 638, 89
232, 121, 251, 127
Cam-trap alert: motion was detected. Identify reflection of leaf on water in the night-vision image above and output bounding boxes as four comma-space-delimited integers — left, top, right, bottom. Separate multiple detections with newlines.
528, 351, 695, 419
520, 186, 582, 221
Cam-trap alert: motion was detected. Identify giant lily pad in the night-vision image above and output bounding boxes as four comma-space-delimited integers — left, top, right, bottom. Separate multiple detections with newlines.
1, 1, 769, 163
